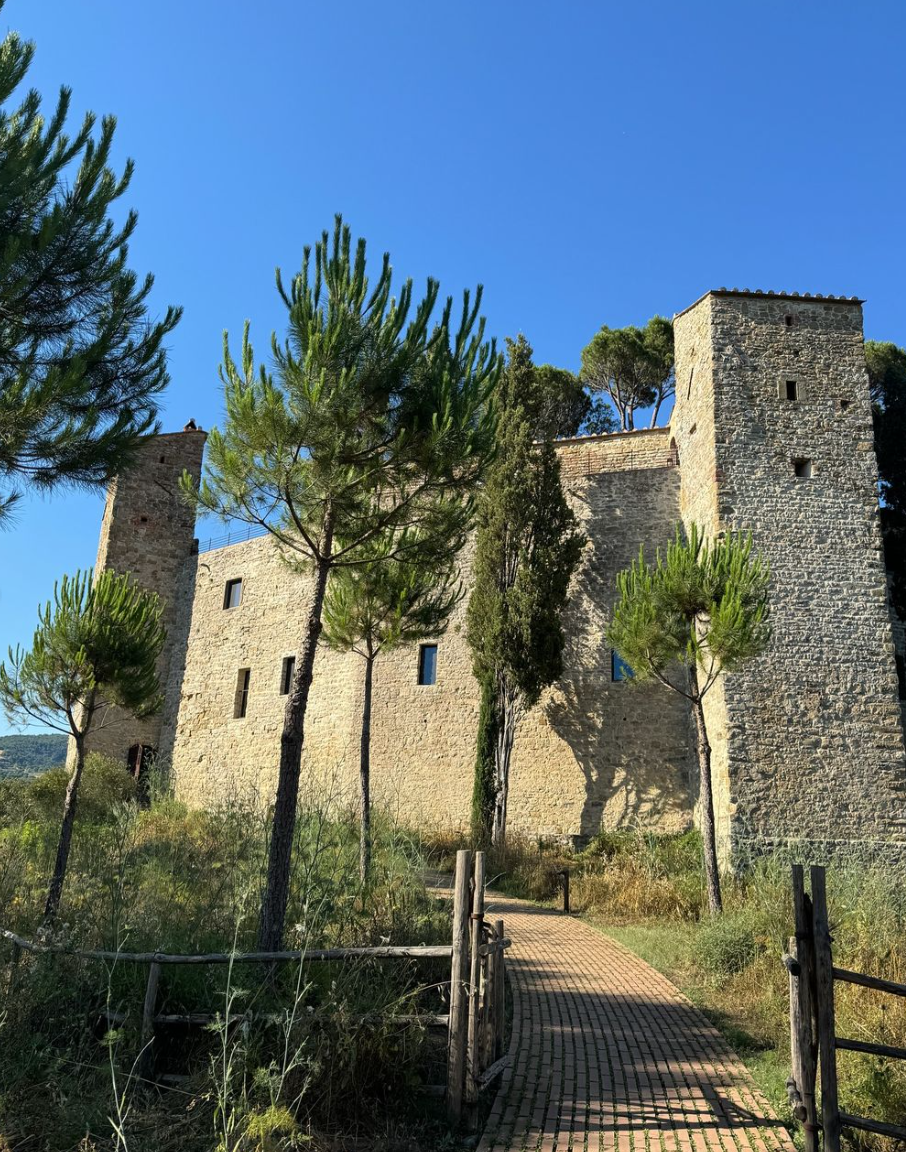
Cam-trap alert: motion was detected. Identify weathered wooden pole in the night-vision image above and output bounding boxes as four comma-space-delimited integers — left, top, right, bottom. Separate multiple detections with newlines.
137, 961, 161, 1081
494, 917, 505, 1061
811, 865, 841, 1152
466, 850, 486, 1107
561, 868, 570, 914
791, 866, 819, 1152
446, 849, 471, 1124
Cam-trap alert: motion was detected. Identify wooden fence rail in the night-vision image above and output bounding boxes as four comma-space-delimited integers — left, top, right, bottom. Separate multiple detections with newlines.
1, 849, 508, 1128
785, 864, 906, 1152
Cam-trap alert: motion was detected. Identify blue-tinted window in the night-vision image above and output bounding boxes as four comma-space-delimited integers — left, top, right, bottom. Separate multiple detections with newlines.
224, 578, 242, 609
611, 650, 633, 682
418, 644, 438, 686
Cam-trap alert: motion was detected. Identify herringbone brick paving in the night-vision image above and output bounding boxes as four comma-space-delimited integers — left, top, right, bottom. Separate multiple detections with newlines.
478, 896, 795, 1152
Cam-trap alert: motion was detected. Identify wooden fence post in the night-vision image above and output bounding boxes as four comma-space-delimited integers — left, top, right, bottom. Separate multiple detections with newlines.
811, 865, 841, 1152
561, 869, 570, 914
446, 849, 472, 1124
137, 961, 161, 1081
494, 917, 505, 1061
481, 924, 496, 1072
790, 866, 819, 1152
466, 850, 486, 1110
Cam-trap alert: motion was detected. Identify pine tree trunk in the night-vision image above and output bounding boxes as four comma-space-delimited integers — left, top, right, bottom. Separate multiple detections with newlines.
689, 664, 723, 915
359, 649, 374, 885
258, 532, 333, 951
491, 692, 516, 849
44, 725, 89, 922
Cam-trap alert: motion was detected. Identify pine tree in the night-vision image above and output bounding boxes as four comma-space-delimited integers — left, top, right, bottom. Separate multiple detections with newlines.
608, 526, 770, 914
466, 335, 585, 848
322, 529, 462, 882
0, 9, 180, 524
580, 316, 674, 431
0, 570, 165, 919
183, 217, 498, 949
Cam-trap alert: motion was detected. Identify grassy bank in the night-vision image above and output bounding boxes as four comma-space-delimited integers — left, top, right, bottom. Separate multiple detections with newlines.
0, 757, 455, 1151
426, 828, 906, 1151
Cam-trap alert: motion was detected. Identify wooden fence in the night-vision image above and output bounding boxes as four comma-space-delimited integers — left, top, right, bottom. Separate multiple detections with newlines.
0, 848, 507, 1126
784, 864, 906, 1152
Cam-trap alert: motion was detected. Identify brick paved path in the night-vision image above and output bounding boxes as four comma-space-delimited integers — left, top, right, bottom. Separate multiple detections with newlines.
478, 895, 794, 1152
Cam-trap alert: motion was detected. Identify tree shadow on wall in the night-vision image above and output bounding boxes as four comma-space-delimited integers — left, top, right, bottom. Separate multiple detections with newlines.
544, 675, 691, 841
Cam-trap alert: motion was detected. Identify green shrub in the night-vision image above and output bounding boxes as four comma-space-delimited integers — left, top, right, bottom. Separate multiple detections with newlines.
697, 912, 762, 976
25, 752, 137, 823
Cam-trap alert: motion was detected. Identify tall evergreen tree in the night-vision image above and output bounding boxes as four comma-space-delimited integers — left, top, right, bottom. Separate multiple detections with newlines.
0, 569, 165, 919
184, 217, 498, 949
580, 316, 674, 431
865, 340, 906, 620
467, 335, 585, 848
322, 530, 462, 882
0, 8, 180, 524
608, 526, 770, 914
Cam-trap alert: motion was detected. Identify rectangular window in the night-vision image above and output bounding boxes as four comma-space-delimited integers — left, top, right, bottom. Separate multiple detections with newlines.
418, 644, 438, 686
224, 578, 243, 609
280, 656, 295, 696
785, 380, 798, 401
234, 668, 251, 718
611, 650, 633, 681
793, 458, 813, 479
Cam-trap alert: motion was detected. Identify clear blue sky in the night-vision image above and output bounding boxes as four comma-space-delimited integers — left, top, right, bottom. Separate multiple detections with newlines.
1, 0, 905, 733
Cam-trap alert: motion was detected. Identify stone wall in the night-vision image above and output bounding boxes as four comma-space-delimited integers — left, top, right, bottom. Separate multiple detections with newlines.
159, 434, 693, 842
674, 290, 906, 864
81, 430, 206, 765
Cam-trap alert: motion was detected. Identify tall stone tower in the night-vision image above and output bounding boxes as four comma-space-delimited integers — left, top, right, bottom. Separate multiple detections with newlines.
81, 427, 206, 768
672, 290, 906, 864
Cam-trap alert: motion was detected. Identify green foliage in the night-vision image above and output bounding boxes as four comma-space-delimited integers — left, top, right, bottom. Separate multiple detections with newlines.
467, 335, 585, 844
469, 677, 498, 846
3, 751, 137, 825
697, 912, 761, 975
468, 335, 585, 703
608, 523, 771, 692
185, 215, 498, 574
0, 787, 452, 1150
0, 733, 67, 776
0, 5, 180, 525
530, 363, 591, 438
866, 339, 906, 618
322, 529, 462, 660
580, 314, 674, 431
0, 568, 165, 737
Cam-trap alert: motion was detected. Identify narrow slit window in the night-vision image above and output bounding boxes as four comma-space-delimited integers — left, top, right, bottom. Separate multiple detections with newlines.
793, 458, 813, 479
224, 578, 242, 609
785, 314, 795, 328
418, 644, 438, 686
611, 650, 633, 681
234, 669, 251, 718
280, 656, 295, 696
785, 379, 798, 401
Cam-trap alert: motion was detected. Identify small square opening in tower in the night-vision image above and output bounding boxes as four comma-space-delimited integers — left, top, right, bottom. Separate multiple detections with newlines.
784, 314, 795, 328
234, 668, 251, 718
280, 655, 295, 696
785, 380, 799, 401
417, 644, 438, 686
793, 458, 813, 479
223, 578, 242, 609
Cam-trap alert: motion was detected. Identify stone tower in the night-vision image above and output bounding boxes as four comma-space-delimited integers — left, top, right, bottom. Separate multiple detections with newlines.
80, 427, 206, 768
672, 290, 906, 864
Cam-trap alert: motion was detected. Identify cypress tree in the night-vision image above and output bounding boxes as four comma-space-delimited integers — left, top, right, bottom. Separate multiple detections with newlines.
466, 335, 585, 848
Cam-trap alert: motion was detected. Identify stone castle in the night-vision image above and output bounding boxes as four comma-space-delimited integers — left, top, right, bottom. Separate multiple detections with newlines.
81, 289, 906, 865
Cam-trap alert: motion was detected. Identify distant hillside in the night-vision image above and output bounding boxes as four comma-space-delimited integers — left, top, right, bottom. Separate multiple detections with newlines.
0, 734, 68, 777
